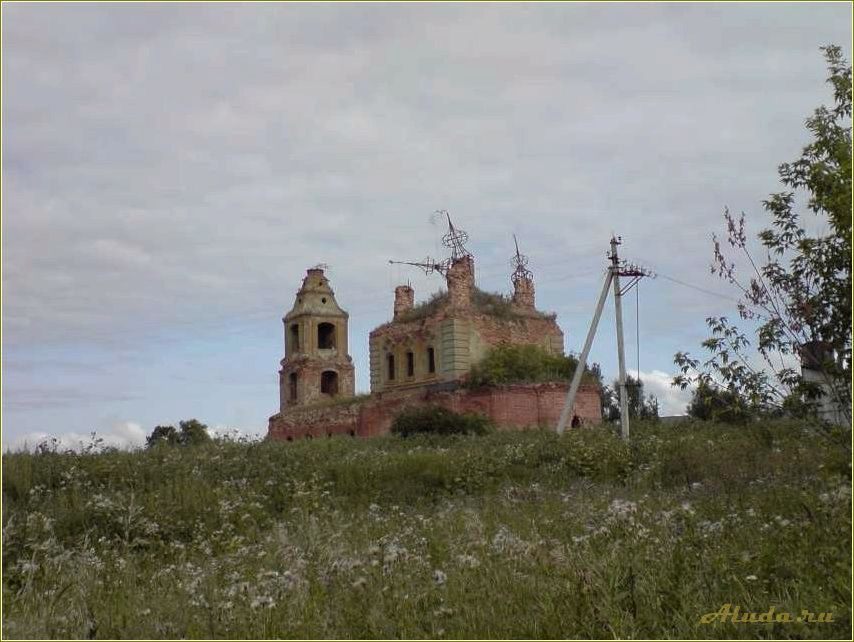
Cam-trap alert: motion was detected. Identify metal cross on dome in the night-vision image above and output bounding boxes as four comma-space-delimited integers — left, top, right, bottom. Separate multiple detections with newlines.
438, 209, 471, 261
388, 210, 473, 277
510, 234, 533, 286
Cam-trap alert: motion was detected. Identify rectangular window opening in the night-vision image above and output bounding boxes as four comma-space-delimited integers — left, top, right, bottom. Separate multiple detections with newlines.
427, 347, 435, 374
406, 351, 414, 377
387, 354, 395, 381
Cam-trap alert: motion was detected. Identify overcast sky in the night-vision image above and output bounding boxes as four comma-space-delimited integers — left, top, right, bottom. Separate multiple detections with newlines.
2, 2, 851, 449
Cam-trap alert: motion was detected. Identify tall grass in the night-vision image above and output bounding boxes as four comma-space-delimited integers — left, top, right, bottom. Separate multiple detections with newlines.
2, 420, 851, 639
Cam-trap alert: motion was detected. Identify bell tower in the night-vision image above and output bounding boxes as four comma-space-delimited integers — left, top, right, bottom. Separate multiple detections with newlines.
279, 267, 355, 411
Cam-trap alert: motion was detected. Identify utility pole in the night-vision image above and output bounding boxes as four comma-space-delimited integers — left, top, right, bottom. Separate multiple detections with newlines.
610, 236, 630, 440
556, 235, 653, 439
556, 268, 613, 434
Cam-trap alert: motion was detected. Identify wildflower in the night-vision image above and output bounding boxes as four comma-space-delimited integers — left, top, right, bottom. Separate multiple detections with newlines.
608, 498, 637, 518
745, 574, 758, 581
433, 569, 447, 586
250, 595, 275, 609
383, 542, 407, 565
456, 553, 480, 568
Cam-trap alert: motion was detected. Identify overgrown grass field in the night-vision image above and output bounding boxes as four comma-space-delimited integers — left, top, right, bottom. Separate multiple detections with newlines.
2, 421, 851, 639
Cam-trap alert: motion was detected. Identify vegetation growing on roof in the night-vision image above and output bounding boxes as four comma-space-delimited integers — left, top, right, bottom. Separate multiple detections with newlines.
301, 393, 372, 410
395, 290, 449, 322
466, 344, 601, 388
394, 287, 550, 323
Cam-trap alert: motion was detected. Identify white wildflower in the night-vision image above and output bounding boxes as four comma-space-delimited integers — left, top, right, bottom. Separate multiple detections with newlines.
456, 553, 480, 568
608, 498, 638, 518
250, 595, 275, 609
433, 569, 447, 586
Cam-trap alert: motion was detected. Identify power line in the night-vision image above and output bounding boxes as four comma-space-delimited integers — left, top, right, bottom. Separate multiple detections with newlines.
655, 272, 741, 303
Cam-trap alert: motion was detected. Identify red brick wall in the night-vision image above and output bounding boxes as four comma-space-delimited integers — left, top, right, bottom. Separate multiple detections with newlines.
268, 382, 601, 441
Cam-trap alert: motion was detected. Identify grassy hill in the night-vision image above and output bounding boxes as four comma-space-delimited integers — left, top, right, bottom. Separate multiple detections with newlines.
2, 420, 851, 639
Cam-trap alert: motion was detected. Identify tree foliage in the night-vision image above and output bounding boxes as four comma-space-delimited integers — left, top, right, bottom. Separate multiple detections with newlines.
146, 419, 211, 448
602, 375, 660, 422
674, 46, 852, 422
146, 425, 179, 448
687, 381, 754, 424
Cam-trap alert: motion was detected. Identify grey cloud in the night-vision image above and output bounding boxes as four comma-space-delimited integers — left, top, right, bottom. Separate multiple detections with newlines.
2, 3, 850, 441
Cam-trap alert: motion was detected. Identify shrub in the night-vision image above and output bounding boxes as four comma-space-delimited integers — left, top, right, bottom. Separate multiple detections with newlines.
145, 419, 211, 448
395, 290, 449, 322
467, 344, 600, 388
390, 405, 493, 437
395, 287, 551, 323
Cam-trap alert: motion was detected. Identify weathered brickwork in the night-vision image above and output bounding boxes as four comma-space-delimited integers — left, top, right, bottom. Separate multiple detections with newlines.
369, 255, 564, 394
278, 268, 355, 411
268, 382, 602, 440
270, 250, 602, 441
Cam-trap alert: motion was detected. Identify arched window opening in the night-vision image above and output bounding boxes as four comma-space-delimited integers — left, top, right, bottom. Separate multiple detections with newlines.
387, 354, 396, 381
349, 430, 356, 437
321, 370, 339, 395
406, 351, 415, 377
427, 347, 436, 373
289, 372, 298, 402
290, 323, 300, 352
318, 322, 336, 349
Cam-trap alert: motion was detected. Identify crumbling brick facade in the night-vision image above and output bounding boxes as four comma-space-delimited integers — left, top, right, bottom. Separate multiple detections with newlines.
278, 268, 355, 411
368, 255, 564, 394
269, 239, 602, 442
268, 382, 602, 440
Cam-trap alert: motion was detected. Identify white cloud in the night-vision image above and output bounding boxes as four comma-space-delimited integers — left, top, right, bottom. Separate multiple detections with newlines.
4, 421, 147, 453
628, 369, 694, 417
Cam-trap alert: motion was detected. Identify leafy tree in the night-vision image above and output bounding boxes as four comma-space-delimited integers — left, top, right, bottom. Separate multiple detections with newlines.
602, 375, 659, 422
145, 420, 211, 448
674, 46, 851, 423
177, 419, 211, 446
687, 380, 754, 424
146, 425, 179, 448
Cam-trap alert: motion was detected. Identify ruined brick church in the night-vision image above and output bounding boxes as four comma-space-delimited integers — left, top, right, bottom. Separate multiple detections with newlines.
268, 219, 601, 441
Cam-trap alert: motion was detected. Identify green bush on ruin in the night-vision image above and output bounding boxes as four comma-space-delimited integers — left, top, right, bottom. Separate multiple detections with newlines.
466, 343, 601, 388
390, 405, 493, 437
